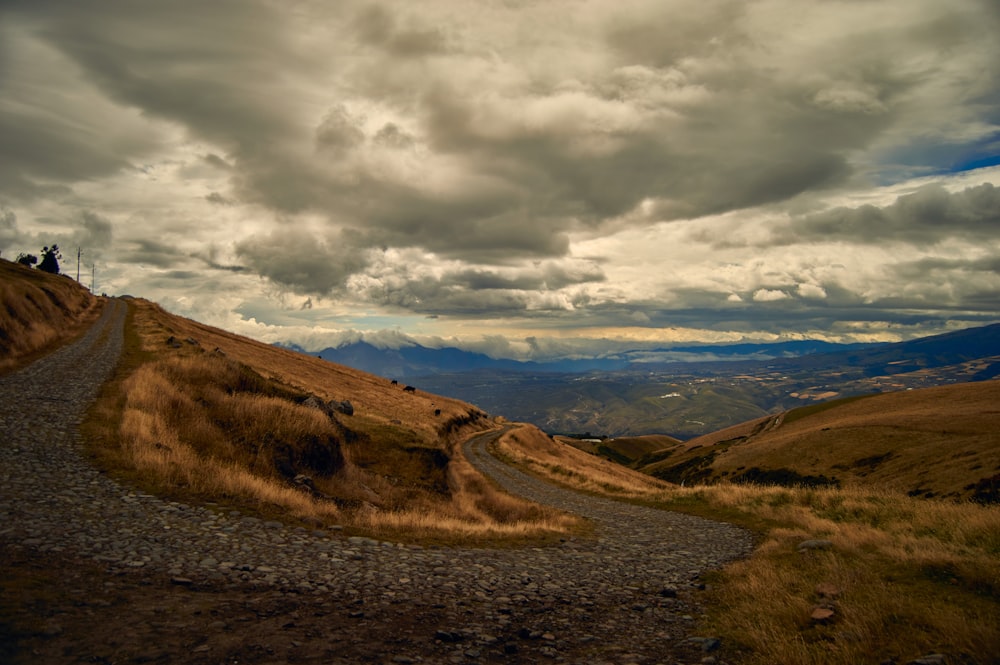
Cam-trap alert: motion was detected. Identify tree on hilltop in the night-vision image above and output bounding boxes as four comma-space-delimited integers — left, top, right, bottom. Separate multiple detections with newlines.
38, 245, 61, 274
15, 252, 38, 267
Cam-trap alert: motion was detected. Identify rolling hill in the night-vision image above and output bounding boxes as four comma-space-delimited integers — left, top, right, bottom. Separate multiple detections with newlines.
637, 380, 1000, 502
557, 433, 683, 466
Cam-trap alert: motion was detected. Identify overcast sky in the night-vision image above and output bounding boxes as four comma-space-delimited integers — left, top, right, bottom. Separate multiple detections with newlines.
3, 0, 999, 360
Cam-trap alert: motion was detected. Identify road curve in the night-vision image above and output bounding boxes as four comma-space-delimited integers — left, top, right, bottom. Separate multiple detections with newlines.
464, 427, 754, 597
1, 303, 754, 664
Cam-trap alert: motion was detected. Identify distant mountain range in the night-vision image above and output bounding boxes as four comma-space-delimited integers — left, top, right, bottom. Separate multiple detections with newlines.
282, 338, 878, 379
282, 323, 1000, 438
276, 324, 1000, 440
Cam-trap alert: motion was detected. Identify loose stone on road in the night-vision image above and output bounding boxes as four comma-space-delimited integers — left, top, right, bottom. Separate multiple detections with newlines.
1, 298, 754, 664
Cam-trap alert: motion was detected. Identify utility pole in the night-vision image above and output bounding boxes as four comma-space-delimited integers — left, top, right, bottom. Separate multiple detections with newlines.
76, 247, 82, 282
91, 263, 96, 293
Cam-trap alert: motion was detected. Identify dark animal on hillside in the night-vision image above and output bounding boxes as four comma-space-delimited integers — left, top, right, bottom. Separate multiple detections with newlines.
403, 385, 416, 393
391, 379, 398, 385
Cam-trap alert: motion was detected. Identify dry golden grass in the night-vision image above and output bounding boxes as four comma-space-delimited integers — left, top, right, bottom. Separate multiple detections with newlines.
641, 380, 1000, 500
659, 484, 1000, 664
500, 426, 1000, 663
125, 297, 476, 443
557, 433, 681, 466
497, 424, 671, 497
0, 258, 102, 373
83, 297, 576, 543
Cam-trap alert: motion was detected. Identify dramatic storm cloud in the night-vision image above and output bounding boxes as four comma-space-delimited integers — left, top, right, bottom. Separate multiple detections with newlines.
2, 0, 999, 358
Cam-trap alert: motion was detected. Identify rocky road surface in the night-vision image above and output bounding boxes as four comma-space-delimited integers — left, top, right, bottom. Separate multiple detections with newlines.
0, 298, 754, 664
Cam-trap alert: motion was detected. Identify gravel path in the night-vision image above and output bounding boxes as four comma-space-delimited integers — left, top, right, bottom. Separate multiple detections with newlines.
1, 299, 754, 664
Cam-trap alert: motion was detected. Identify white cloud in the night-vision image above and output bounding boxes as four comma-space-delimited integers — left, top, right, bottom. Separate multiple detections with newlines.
1, 0, 998, 356
753, 289, 789, 302
796, 283, 828, 299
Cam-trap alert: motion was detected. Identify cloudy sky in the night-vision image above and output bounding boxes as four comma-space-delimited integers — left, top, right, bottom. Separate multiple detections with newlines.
3, 0, 999, 360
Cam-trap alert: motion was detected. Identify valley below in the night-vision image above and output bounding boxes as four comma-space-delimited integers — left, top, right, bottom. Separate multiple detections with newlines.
412, 346, 999, 439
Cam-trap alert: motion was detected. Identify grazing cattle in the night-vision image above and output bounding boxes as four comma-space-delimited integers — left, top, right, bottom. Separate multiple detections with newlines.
390, 379, 398, 386
403, 385, 416, 393
434, 409, 441, 416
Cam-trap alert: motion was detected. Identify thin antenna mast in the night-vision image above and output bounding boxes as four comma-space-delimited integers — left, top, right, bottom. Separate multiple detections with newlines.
76, 247, 82, 282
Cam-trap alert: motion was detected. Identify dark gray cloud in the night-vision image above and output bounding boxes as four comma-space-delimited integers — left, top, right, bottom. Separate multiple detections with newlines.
0, 208, 113, 262
353, 4, 450, 57
191, 246, 248, 273
235, 228, 370, 296
119, 238, 189, 269
778, 183, 1000, 246
75, 210, 113, 252
12, 0, 994, 272
205, 192, 235, 206
315, 106, 366, 154
0, 210, 20, 251
24, 0, 304, 150
342, 256, 606, 317
605, 1, 749, 68
372, 123, 416, 149
450, 264, 605, 292
0, 105, 135, 201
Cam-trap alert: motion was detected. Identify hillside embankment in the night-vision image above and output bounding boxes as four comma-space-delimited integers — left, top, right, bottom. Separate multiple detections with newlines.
85, 296, 576, 542
0, 258, 102, 373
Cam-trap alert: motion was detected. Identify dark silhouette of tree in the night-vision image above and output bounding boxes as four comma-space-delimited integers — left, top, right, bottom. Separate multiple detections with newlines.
15, 252, 37, 267
38, 245, 61, 274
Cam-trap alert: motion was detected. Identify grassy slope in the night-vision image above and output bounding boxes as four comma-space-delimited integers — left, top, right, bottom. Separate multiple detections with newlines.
557, 433, 682, 467
83, 297, 577, 543
638, 381, 1000, 500
502, 422, 1000, 665
500, 425, 672, 497
0, 258, 102, 373
125, 296, 480, 444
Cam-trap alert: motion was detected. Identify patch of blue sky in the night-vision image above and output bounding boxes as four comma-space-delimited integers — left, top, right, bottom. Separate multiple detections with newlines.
940, 131, 1000, 175
872, 133, 1000, 184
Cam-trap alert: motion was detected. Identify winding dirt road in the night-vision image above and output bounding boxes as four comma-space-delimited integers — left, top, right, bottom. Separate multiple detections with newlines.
1, 300, 753, 664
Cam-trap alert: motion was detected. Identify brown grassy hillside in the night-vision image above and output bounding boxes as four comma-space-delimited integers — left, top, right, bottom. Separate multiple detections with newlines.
557, 433, 683, 467
0, 258, 102, 373
639, 381, 1000, 501
498, 405, 1000, 664
84, 297, 577, 542
498, 426, 671, 497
